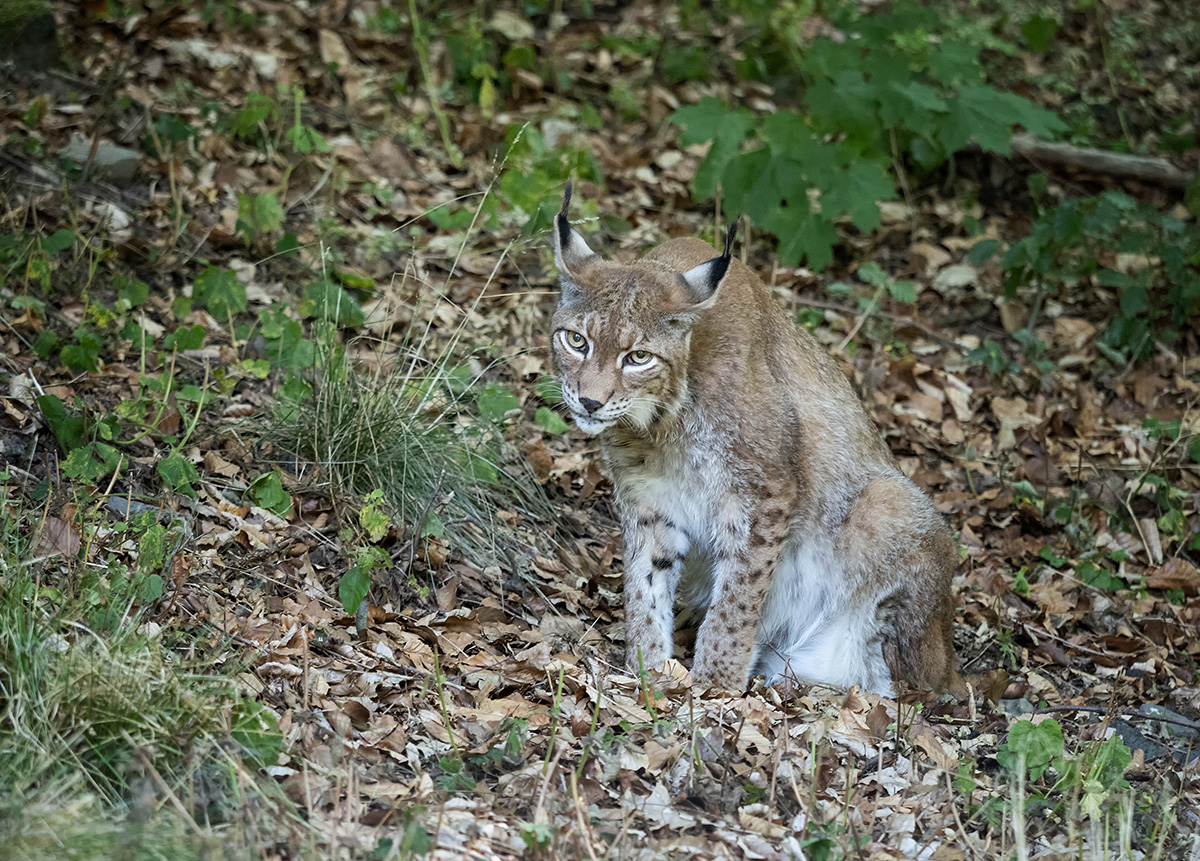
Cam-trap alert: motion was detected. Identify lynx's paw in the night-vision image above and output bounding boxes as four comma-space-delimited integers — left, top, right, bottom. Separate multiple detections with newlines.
690, 654, 749, 692
625, 642, 670, 678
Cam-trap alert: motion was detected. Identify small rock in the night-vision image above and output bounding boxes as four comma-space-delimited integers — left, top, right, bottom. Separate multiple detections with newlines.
106, 497, 166, 521
1139, 704, 1200, 740
59, 133, 141, 186
1112, 720, 1172, 762
999, 697, 1036, 717
98, 201, 131, 232
656, 150, 684, 170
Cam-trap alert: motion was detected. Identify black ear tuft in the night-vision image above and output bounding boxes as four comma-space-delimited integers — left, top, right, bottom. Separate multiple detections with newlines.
722, 219, 738, 259
679, 252, 731, 309
556, 182, 574, 249
704, 255, 731, 291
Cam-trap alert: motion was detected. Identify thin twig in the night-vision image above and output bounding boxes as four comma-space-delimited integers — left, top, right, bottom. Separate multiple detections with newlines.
946, 771, 983, 859
792, 294, 965, 351
836, 286, 885, 353
1035, 704, 1200, 734
533, 744, 565, 826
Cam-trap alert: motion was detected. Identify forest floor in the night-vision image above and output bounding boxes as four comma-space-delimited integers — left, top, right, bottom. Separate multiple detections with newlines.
1, 1, 1199, 859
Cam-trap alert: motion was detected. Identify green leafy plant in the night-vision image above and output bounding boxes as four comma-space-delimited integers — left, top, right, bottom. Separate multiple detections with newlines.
192, 265, 247, 322
0, 528, 301, 857
236, 191, 286, 244
519, 821, 555, 851
998, 717, 1135, 822
967, 338, 1020, 378
975, 187, 1200, 364
997, 718, 1064, 782
494, 125, 603, 235
0, 227, 76, 292
670, 3, 1064, 269
250, 471, 293, 518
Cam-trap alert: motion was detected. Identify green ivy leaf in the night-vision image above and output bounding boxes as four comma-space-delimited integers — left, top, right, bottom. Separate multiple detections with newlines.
193, 266, 247, 319
139, 523, 166, 575
36, 394, 86, 452
1120, 285, 1148, 317
260, 310, 316, 369
32, 329, 59, 358
887, 280, 917, 304
1038, 545, 1068, 568
858, 262, 888, 287
535, 375, 562, 404
1077, 561, 1123, 592
285, 124, 331, 154
39, 228, 77, 255
420, 511, 445, 540
116, 275, 150, 307
250, 472, 293, 518
776, 211, 838, 271
824, 160, 894, 233
535, 406, 569, 434
1080, 735, 1131, 816
137, 573, 164, 602
63, 442, 120, 484
61, 329, 103, 373
163, 324, 205, 352
157, 452, 199, 498
339, 565, 371, 614
1021, 15, 1059, 52
360, 490, 390, 542
968, 238, 1001, 264
237, 191, 285, 240
669, 98, 756, 200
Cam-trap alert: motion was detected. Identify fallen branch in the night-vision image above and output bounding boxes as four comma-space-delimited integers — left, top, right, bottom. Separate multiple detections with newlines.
1011, 133, 1194, 188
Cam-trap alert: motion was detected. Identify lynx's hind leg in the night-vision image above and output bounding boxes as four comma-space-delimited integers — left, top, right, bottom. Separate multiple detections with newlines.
840, 476, 964, 696
875, 532, 965, 697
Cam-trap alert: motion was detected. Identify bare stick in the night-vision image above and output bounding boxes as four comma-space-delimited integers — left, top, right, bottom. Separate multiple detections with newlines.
1035, 704, 1200, 733
1011, 134, 1193, 188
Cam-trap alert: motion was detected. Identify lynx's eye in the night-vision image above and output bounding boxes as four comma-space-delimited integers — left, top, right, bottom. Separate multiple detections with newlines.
624, 350, 653, 367
563, 330, 588, 353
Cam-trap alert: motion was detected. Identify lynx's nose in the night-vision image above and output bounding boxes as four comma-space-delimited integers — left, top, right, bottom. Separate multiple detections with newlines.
579, 397, 602, 414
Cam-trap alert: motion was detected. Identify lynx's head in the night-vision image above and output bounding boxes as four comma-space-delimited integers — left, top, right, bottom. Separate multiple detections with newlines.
550, 185, 735, 435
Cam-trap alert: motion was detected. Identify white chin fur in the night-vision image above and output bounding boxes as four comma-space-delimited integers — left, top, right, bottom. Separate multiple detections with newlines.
572, 414, 611, 435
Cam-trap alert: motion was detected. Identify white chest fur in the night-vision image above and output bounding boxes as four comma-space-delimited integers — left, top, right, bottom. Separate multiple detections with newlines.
609, 434, 895, 695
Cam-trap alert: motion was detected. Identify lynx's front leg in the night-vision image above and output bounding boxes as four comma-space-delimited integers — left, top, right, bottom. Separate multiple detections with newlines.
692, 498, 789, 689
621, 511, 689, 676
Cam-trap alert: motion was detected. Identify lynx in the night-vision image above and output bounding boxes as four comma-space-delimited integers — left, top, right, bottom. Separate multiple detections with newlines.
549, 186, 964, 697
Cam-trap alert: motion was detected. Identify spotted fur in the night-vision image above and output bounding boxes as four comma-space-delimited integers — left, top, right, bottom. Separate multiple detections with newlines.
549, 188, 963, 696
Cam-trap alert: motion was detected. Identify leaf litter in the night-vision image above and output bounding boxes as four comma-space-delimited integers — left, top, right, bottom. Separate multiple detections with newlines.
0, 0, 1198, 858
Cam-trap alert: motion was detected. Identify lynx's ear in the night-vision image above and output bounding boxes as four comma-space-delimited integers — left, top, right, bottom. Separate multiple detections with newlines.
677, 221, 738, 310
554, 182, 597, 280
